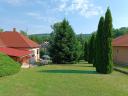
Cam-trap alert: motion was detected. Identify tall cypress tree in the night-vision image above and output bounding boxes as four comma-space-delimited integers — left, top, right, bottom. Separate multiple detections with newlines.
49, 19, 80, 64
102, 8, 113, 73
88, 33, 95, 64
84, 40, 88, 61
95, 16, 105, 71
92, 33, 96, 67
96, 8, 113, 74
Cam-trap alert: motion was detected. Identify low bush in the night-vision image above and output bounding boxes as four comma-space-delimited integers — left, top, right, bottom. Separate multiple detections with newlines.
35, 61, 43, 66
0, 53, 21, 77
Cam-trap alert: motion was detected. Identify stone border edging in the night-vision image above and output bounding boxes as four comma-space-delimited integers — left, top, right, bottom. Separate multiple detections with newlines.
114, 67, 128, 75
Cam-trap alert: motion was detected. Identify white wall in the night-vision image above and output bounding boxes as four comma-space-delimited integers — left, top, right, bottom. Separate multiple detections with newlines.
29, 48, 40, 62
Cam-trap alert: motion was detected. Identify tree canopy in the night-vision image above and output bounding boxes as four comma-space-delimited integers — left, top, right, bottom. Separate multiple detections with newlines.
49, 19, 80, 64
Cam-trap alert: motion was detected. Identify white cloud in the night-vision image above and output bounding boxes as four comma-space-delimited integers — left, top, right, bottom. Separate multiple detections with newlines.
4, 0, 103, 18
56, 0, 103, 18
26, 12, 60, 23
58, 2, 67, 11
4, 0, 44, 6
4, 0, 27, 5
26, 12, 44, 20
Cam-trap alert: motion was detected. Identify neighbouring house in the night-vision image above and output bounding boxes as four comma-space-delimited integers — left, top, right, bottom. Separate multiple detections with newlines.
0, 28, 40, 68
41, 41, 49, 48
40, 41, 49, 57
113, 34, 128, 65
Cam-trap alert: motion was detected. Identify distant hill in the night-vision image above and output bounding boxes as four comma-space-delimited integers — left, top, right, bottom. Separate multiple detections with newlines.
29, 26, 128, 40
29, 33, 91, 39
29, 33, 92, 44
29, 27, 128, 44
112, 27, 128, 38
29, 33, 50, 38
77, 34, 91, 37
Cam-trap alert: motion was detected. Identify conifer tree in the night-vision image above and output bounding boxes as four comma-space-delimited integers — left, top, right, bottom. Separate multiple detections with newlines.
84, 40, 88, 61
102, 8, 113, 73
88, 33, 95, 64
49, 19, 80, 64
95, 8, 113, 74
95, 16, 105, 71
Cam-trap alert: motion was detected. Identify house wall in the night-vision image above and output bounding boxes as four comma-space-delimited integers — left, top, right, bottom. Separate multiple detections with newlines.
113, 46, 128, 64
10, 56, 30, 68
20, 56, 30, 68
29, 48, 40, 62
12, 47, 40, 63
10, 56, 29, 64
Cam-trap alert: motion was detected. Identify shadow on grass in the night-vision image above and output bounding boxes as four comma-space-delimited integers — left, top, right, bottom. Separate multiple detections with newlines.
69, 64, 94, 68
39, 69, 97, 74
75, 65, 93, 67
49, 63, 93, 68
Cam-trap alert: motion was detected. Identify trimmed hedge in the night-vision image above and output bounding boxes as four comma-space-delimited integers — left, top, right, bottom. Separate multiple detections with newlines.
0, 52, 21, 77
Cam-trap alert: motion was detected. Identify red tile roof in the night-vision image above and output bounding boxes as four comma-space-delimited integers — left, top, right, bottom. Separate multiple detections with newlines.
0, 47, 32, 57
0, 32, 39, 48
113, 34, 128, 47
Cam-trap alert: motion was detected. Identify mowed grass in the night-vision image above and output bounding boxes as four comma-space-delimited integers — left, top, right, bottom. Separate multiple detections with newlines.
0, 62, 128, 96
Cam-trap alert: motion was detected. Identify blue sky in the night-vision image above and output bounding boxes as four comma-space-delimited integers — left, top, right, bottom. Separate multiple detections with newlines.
0, 0, 127, 34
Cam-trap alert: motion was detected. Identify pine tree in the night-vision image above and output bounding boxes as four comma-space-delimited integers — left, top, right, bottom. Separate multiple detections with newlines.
95, 16, 105, 71
88, 33, 95, 64
102, 8, 113, 73
49, 19, 80, 64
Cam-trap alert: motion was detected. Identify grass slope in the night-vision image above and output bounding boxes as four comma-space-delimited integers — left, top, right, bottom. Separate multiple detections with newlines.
0, 63, 128, 96
0, 53, 20, 77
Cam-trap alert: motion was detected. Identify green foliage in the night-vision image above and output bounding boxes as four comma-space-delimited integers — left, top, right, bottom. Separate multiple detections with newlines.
0, 28, 4, 32
84, 40, 88, 61
35, 61, 43, 66
75, 40, 82, 62
103, 8, 113, 73
29, 34, 50, 44
95, 8, 113, 74
20, 30, 28, 36
112, 27, 128, 38
0, 53, 20, 77
30, 34, 50, 40
88, 33, 96, 64
49, 19, 80, 64
40, 48, 45, 57
77, 34, 85, 60
95, 16, 105, 69
29, 33, 91, 45
29, 35, 41, 44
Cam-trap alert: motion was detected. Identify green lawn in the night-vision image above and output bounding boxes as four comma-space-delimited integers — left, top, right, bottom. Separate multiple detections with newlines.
0, 63, 128, 96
